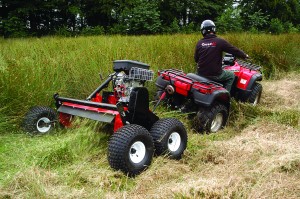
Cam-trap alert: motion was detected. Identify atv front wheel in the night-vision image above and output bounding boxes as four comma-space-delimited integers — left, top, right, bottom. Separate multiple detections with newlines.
150, 118, 187, 160
248, 83, 262, 106
193, 103, 228, 133
108, 124, 154, 177
23, 106, 57, 135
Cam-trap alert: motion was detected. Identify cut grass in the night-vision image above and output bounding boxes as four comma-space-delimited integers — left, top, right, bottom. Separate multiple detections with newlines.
1, 96, 298, 198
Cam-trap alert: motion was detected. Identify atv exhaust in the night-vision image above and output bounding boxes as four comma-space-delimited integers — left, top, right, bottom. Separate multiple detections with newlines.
166, 85, 175, 94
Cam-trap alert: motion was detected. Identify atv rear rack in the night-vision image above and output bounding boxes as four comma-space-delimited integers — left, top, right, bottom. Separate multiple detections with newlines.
157, 69, 226, 97
159, 69, 224, 88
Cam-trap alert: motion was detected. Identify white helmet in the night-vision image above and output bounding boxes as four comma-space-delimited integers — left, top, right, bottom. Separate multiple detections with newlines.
200, 20, 216, 36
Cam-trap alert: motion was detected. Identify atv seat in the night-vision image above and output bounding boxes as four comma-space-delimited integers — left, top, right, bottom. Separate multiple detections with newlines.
186, 73, 222, 86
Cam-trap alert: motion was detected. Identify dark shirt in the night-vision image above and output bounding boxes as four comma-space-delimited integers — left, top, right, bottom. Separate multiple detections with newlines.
194, 34, 247, 76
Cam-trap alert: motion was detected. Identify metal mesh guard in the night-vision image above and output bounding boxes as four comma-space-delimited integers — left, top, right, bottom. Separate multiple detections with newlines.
129, 67, 154, 81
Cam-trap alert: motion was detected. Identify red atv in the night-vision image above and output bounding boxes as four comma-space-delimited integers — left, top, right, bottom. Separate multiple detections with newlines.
155, 54, 262, 133
23, 60, 187, 177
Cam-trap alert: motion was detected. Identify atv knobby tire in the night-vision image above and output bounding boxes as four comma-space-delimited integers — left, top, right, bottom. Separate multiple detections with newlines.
248, 83, 262, 106
150, 118, 187, 160
193, 103, 228, 133
108, 124, 154, 177
23, 106, 57, 135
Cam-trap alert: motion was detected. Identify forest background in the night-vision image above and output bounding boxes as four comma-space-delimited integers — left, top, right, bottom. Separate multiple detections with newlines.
1, 0, 300, 38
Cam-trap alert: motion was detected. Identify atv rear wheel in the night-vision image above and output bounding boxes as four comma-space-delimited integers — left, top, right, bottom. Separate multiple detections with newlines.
248, 83, 262, 106
23, 106, 57, 135
150, 118, 187, 160
108, 124, 154, 177
193, 103, 228, 133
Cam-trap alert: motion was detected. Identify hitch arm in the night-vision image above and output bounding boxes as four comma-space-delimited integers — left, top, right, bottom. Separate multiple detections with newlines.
86, 73, 115, 101
152, 91, 166, 112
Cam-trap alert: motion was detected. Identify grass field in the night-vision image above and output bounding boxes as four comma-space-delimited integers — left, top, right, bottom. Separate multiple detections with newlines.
0, 34, 299, 198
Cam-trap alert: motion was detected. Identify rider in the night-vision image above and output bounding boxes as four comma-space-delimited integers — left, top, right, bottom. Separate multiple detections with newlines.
194, 19, 248, 93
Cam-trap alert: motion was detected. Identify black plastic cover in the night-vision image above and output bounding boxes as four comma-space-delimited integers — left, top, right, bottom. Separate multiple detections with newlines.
127, 87, 159, 130
155, 76, 169, 89
113, 60, 150, 73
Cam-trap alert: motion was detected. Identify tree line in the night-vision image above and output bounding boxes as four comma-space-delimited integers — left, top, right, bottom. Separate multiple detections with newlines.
1, 0, 300, 38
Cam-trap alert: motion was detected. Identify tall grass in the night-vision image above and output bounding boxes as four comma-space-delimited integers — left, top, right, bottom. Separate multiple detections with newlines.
0, 33, 299, 129
224, 33, 300, 78
0, 35, 196, 129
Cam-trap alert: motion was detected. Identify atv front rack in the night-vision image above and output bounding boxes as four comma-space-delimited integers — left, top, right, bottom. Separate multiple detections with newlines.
236, 60, 261, 71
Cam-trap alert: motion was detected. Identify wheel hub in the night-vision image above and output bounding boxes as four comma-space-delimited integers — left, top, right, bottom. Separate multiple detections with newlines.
168, 132, 181, 152
129, 141, 146, 164
36, 117, 52, 133
211, 113, 223, 132
253, 95, 259, 106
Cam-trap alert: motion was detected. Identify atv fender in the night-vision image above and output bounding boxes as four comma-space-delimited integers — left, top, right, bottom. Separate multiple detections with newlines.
191, 88, 230, 108
237, 72, 262, 91
155, 76, 169, 90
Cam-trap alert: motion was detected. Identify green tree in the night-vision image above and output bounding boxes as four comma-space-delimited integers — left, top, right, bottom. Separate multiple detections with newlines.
216, 7, 243, 33
269, 18, 284, 34
81, 0, 115, 29
156, 0, 234, 33
247, 10, 269, 32
238, 0, 300, 28
2, 16, 27, 37
188, 0, 233, 25
1, 0, 84, 37
283, 21, 299, 33
158, 0, 180, 27
120, 0, 162, 34
1, 0, 28, 37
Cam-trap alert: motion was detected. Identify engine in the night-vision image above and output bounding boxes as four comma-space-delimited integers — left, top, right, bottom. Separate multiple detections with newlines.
113, 67, 154, 102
